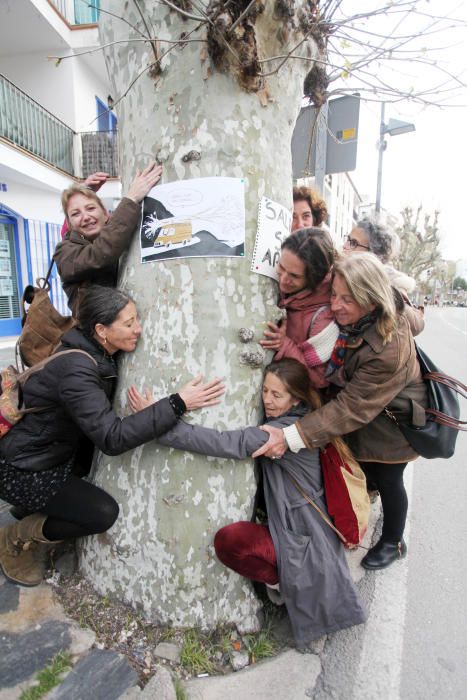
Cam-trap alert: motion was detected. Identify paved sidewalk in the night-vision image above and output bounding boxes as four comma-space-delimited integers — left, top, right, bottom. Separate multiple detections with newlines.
0, 498, 380, 700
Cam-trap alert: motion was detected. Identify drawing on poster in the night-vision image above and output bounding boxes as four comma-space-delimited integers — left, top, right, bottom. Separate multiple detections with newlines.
250, 197, 292, 280
140, 177, 245, 262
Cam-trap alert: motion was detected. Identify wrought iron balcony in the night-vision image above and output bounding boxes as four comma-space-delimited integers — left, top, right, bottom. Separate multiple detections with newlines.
0, 73, 74, 174
0, 74, 120, 179
80, 130, 119, 178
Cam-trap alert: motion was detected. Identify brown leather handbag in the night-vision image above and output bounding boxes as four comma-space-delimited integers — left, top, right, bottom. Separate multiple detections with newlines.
16, 260, 76, 368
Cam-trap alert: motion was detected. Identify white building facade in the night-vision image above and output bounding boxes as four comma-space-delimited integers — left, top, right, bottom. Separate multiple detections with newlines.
0, 0, 120, 335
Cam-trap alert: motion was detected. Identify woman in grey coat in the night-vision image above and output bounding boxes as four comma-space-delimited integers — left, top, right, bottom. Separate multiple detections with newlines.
129, 358, 367, 649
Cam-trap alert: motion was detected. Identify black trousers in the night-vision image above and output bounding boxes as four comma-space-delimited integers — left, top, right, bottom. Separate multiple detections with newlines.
360, 461, 408, 542
42, 475, 119, 541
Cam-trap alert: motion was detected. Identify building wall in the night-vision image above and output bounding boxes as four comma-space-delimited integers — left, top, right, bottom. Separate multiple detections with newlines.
71, 57, 112, 132
327, 173, 357, 246
1, 50, 110, 134
0, 3, 118, 335
0, 142, 70, 221
0, 180, 63, 226
0, 51, 76, 127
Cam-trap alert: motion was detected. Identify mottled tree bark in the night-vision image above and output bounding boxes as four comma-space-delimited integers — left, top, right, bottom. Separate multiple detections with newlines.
80, 0, 315, 630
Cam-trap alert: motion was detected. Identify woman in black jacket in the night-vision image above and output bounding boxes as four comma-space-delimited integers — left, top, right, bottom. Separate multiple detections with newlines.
0, 285, 223, 587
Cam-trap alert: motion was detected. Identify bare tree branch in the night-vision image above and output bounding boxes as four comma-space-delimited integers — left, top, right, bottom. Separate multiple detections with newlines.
229, 0, 257, 34
132, 0, 160, 67
159, 0, 207, 23
48, 37, 205, 63
86, 2, 148, 40
72, 1, 467, 113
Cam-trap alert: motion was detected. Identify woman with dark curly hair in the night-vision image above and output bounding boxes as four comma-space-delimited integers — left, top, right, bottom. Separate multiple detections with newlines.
292, 186, 328, 231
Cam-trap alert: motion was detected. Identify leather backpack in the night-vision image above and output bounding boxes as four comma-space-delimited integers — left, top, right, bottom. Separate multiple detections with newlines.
16, 260, 76, 368
0, 350, 96, 437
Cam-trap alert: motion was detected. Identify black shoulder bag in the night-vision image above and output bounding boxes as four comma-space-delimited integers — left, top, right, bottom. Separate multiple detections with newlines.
385, 344, 466, 459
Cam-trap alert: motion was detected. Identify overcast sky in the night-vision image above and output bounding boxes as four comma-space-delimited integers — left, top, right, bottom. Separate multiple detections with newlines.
333, 1, 467, 260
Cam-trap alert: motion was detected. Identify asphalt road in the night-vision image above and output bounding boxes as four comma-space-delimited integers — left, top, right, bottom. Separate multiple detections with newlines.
401, 307, 467, 700
314, 306, 467, 700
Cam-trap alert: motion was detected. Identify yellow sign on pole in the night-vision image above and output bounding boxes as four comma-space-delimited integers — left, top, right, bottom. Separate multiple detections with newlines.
340, 128, 356, 140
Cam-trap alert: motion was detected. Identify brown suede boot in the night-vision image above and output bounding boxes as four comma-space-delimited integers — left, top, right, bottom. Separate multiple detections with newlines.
0, 513, 58, 586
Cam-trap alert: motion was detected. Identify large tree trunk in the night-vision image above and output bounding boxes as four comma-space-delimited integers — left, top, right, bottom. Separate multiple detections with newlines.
80, 0, 315, 630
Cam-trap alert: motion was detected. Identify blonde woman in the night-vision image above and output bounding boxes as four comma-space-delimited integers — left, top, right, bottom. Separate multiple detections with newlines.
253, 253, 427, 570
55, 162, 162, 314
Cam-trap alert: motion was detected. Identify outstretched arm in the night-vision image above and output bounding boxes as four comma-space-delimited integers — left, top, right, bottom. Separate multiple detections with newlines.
128, 376, 225, 413
128, 385, 268, 459
56, 161, 163, 281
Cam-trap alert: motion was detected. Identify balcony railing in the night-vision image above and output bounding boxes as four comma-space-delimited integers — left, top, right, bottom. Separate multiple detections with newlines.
0, 73, 75, 174
80, 130, 119, 178
49, 0, 100, 25
0, 74, 120, 179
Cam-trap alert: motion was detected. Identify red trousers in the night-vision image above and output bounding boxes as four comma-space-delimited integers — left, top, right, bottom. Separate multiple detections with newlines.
214, 521, 279, 585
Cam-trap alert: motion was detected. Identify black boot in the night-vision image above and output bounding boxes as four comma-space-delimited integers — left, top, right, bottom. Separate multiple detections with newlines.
361, 539, 407, 570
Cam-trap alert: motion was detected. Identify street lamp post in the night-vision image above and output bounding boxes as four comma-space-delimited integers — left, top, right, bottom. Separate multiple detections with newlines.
375, 102, 415, 213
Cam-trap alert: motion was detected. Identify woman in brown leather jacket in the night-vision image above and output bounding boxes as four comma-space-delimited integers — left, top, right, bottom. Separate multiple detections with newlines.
253, 253, 427, 571
54, 162, 162, 314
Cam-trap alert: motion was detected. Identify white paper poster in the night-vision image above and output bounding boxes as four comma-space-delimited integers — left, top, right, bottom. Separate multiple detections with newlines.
250, 197, 292, 280
140, 177, 245, 262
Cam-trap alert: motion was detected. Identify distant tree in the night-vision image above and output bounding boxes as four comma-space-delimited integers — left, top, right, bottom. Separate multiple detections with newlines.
453, 276, 467, 291
395, 206, 443, 281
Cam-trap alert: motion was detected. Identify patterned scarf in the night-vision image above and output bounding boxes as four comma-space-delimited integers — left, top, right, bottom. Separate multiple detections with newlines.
326, 311, 377, 380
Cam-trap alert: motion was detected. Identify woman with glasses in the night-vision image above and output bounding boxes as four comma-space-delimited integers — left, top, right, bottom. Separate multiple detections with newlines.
344, 218, 419, 303
344, 218, 392, 257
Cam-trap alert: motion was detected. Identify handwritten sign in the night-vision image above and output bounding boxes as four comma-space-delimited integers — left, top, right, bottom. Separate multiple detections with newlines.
250, 197, 292, 279
140, 177, 245, 263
